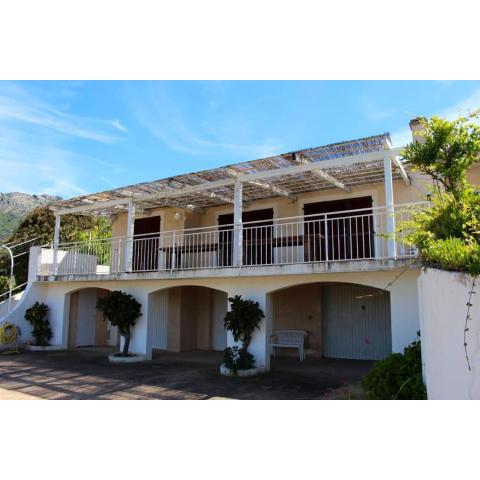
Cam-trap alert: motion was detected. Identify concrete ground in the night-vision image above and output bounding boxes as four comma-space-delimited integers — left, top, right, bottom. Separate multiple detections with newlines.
0, 347, 372, 400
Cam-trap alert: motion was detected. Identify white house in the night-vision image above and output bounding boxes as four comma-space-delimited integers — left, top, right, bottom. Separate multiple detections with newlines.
4, 119, 478, 372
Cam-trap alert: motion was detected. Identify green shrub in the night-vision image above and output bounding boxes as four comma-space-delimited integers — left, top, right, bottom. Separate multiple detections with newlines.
362, 337, 427, 400
24, 302, 52, 346
223, 346, 256, 374
403, 187, 480, 275
0, 275, 12, 297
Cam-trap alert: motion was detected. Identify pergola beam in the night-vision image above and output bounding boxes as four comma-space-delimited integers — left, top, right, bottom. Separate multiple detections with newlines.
198, 190, 235, 205
293, 153, 351, 192
52, 148, 403, 216
385, 137, 410, 187
169, 179, 235, 205
393, 156, 411, 186
226, 168, 296, 199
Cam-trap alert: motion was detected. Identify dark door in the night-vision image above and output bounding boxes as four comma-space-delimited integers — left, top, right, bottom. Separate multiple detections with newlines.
133, 216, 161, 271
303, 197, 374, 261
218, 209, 274, 266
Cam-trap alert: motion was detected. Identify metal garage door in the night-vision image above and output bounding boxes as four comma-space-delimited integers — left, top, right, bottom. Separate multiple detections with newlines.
211, 290, 227, 351
150, 290, 169, 349
322, 284, 391, 360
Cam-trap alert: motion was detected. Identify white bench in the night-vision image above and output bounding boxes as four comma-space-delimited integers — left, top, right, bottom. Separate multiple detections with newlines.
270, 330, 308, 361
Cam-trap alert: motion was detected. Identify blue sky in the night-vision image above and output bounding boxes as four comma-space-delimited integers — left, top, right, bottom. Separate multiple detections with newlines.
0, 80, 479, 199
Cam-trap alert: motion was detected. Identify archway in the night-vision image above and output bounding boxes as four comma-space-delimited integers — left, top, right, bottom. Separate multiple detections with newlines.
269, 282, 391, 360
67, 288, 119, 348
147, 286, 228, 358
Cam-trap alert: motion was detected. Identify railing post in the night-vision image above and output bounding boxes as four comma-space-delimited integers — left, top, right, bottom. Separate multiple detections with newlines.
384, 154, 397, 258
124, 200, 135, 272
323, 213, 329, 262
52, 214, 61, 275
233, 181, 243, 267
171, 231, 177, 272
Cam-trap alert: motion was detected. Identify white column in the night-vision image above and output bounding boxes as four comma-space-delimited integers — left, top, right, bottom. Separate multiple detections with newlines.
233, 181, 243, 267
384, 154, 396, 258
52, 214, 61, 275
124, 200, 136, 272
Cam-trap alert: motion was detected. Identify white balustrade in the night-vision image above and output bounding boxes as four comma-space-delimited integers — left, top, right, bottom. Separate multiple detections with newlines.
36, 202, 426, 277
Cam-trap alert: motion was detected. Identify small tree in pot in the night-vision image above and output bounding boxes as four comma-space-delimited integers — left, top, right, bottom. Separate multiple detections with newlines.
25, 302, 52, 346
223, 295, 264, 373
96, 290, 142, 357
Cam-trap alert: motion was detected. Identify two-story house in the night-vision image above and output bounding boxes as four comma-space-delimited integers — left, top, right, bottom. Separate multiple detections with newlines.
4, 119, 475, 371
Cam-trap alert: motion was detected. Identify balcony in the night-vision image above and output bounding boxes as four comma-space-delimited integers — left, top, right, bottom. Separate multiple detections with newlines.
36, 203, 425, 281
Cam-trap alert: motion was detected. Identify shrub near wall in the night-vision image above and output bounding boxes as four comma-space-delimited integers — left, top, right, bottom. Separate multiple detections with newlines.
362, 337, 427, 400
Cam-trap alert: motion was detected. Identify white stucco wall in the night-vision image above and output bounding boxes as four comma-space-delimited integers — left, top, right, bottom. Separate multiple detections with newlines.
419, 269, 480, 399
2, 267, 421, 368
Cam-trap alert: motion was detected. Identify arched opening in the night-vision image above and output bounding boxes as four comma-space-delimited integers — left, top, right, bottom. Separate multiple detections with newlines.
67, 288, 119, 348
148, 286, 228, 358
269, 282, 391, 361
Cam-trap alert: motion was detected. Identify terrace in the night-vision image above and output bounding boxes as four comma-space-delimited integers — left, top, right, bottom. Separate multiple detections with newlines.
35, 133, 424, 281
36, 202, 423, 281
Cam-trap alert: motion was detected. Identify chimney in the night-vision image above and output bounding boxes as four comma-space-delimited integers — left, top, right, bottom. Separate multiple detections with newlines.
409, 117, 426, 144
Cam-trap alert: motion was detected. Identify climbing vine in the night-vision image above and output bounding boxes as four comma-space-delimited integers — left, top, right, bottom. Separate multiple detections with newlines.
464, 276, 477, 371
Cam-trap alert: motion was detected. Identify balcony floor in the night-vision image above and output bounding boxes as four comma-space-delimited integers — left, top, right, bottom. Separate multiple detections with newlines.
39, 257, 419, 283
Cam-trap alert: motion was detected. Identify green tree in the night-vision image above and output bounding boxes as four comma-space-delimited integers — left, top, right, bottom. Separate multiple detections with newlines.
224, 295, 264, 350
0, 206, 109, 287
96, 291, 142, 356
401, 113, 480, 275
402, 113, 480, 198
223, 295, 264, 372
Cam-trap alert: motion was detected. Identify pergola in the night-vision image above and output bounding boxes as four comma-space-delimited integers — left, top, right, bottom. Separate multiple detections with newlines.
49, 133, 409, 271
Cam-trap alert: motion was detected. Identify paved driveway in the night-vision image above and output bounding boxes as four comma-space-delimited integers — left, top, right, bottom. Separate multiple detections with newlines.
0, 348, 372, 400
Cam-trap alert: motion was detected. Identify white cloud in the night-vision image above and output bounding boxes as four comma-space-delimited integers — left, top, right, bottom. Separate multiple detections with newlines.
0, 82, 129, 197
110, 119, 128, 133
390, 88, 480, 147
127, 82, 283, 160
0, 125, 89, 197
438, 89, 480, 119
0, 86, 123, 143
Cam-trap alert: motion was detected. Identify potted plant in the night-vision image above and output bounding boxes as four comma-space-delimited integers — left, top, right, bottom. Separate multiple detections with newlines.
24, 302, 60, 351
96, 290, 144, 363
220, 295, 264, 376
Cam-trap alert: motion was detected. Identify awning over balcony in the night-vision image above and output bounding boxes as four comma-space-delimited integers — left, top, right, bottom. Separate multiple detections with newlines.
50, 132, 407, 217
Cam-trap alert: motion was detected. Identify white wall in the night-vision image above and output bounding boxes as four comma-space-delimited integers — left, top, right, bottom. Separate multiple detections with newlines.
3, 267, 421, 364
419, 269, 480, 399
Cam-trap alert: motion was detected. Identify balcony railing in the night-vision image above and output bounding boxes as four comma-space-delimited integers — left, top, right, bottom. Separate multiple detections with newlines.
36, 202, 426, 277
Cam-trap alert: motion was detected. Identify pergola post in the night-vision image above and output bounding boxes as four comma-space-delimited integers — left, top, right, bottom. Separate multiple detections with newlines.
124, 200, 136, 272
233, 181, 243, 267
384, 154, 396, 258
52, 214, 61, 275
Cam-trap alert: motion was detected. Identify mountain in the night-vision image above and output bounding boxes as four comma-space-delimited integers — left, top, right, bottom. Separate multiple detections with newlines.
0, 192, 62, 242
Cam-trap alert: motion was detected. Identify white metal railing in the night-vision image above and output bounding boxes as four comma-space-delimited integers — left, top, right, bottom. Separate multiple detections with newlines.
36, 202, 426, 277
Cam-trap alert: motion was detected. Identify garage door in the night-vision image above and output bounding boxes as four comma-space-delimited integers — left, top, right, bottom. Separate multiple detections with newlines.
322, 284, 391, 360
149, 290, 169, 349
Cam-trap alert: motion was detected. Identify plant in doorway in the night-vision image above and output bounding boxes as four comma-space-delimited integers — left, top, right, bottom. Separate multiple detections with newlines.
96, 290, 143, 362
221, 295, 264, 376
